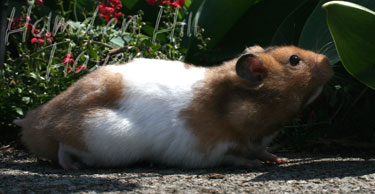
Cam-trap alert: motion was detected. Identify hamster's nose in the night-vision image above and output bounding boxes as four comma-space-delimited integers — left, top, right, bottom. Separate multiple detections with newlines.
317, 55, 334, 78
320, 56, 331, 67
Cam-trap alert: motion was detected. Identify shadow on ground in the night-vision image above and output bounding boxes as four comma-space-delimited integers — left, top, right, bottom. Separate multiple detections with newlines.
1, 146, 375, 193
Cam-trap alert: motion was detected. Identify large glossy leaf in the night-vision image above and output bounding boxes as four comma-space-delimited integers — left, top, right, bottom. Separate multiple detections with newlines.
323, 1, 375, 89
271, 0, 319, 45
182, 0, 262, 64
298, 0, 339, 64
186, 0, 260, 49
298, 0, 375, 65
186, 0, 311, 65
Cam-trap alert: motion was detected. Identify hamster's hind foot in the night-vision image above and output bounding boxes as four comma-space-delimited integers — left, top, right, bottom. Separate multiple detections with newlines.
58, 143, 84, 170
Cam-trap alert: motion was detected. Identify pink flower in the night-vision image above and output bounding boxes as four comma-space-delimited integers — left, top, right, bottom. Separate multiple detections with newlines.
31, 26, 40, 34
30, 30, 50, 46
114, 12, 123, 18
66, 66, 72, 73
42, 32, 54, 44
33, 33, 42, 38
31, 38, 38, 44
35, 0, 43, 6
45, 32, 52, 38
146, 0, 158, 6
62, 53, 75, 65
10, 16, 38, 32
171, 0, 185, 8
10, 16, 21, 30
103, 7, 115, 15
46, 37, 54, 44
37, 39, 44, 45
146, 0, 185, 8
98, 0, 124, 24
75, 64, 87, 73
161, 0, 185, 8
30, 37, 44, 46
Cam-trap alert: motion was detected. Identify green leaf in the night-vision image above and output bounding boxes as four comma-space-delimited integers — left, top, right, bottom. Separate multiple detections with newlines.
22, 97, 31, 104
110, 37, 125, 47
28, 72, 38, 80
14, 107, 23, 116
123, 0, 140, 10
298, 0, 375, 65
323, 1, 375, 89
75, 0, 96, 11
298, 0, 339, 64
67, 21, 81, 30
186, 0, 313, 64
271, 0, 319, 45
7, 1, 27, 15
87, 42, 99, 61
184, 0, 192, 8
184, 0, 260, 49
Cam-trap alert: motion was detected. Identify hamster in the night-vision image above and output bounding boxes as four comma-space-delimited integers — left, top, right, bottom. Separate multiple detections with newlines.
13, 45, 333, 170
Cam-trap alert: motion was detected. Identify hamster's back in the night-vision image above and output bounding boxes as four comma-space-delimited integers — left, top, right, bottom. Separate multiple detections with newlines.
78, 59, 210, 167
19, 58, 212, 167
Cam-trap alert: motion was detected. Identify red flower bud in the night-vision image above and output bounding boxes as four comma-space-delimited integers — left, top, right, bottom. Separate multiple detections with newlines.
45, 32, 52, 38
76, 64, 87, 73
31, 38, 38, 44
35, 0, 43, 6
146, 0, 158, 6
33, 33, 42, 38
37, 39, 45, 45
62, 53, 75, 65
66, 66, 72, 73
98, 0, 124, 23
46, 37, 54, 44
159, 0, 185, 8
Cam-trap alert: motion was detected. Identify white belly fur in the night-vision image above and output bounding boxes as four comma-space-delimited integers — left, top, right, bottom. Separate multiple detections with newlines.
70, 59, 231, 167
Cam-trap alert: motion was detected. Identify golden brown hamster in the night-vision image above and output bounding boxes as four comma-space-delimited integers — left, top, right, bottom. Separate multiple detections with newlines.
14, 45, 333, 169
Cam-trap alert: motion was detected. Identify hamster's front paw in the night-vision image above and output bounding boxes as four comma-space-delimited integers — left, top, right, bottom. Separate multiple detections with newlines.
267, 157, 288, 164
257, 151, 288, 164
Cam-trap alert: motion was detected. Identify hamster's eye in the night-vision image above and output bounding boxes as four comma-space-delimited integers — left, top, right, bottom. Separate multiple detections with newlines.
289, 55, 301, 66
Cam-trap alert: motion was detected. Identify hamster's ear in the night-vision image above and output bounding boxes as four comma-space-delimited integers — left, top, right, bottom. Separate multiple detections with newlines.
236, 54, 266, 85
244, 45, 264, 54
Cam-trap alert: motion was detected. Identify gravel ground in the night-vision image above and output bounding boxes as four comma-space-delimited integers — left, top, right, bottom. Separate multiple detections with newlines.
1, 145, 375, 194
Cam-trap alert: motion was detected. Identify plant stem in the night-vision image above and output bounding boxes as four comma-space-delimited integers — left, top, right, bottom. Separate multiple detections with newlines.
14, 41, 70, 66
74, 0, 78, 21
351, 87, 369, 108
340, 86, 369, 122
59, 1, 66, 17
0, 0, 8, 70
84, 40, 115, 49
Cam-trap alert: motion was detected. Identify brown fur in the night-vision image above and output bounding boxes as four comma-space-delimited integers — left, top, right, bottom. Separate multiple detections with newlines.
184, 63, 192, 69
180, 46, 333, 154
20, 68, 125, 162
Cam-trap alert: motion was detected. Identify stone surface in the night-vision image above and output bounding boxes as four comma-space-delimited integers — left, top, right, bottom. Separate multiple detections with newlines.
1, 145, 375, 193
